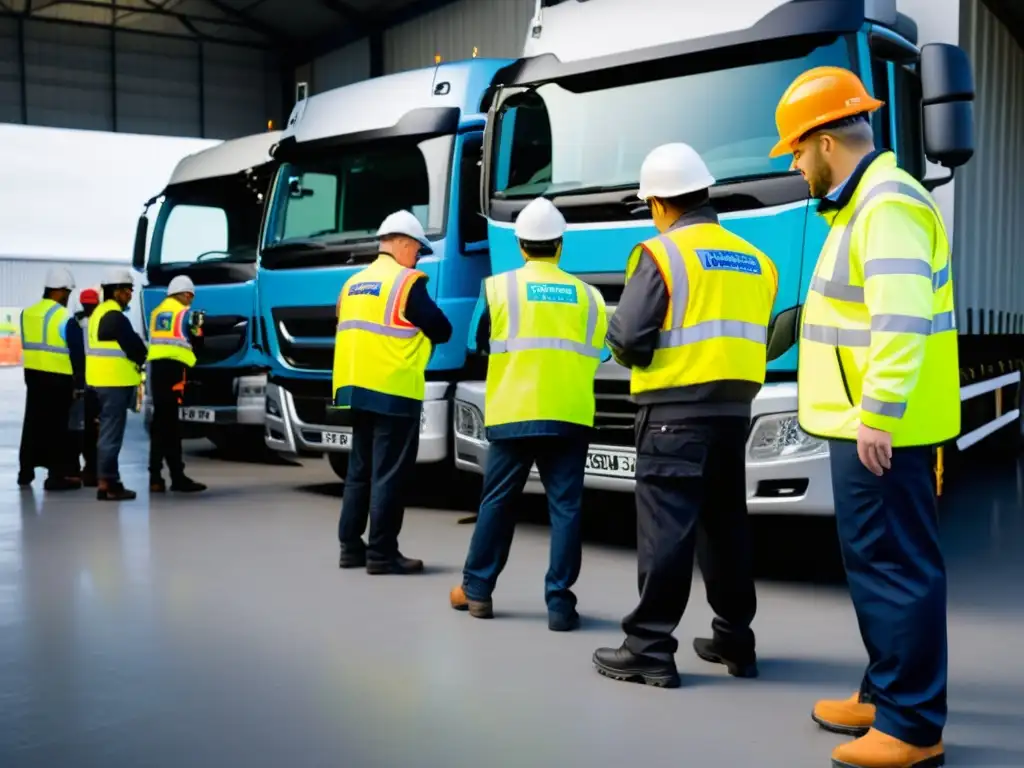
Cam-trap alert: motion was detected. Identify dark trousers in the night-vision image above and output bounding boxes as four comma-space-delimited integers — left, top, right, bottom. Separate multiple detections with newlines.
623, 412, 756, 661
462, 436, 588, 613
148, 360, 186, 480
337, 409, 420, 561
19, 369, 74, 478
95, 386, 135, 483
67, 388, 99, 476
829, 440, 947, 747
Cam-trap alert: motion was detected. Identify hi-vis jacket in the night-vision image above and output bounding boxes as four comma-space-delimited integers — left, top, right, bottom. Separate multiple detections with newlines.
484, 259, 607, 439
798, 151, 960, 446
86, 300, 143, 388
20, 299, 72, 375
332, 254, 431, 418
147, 296, 197, 367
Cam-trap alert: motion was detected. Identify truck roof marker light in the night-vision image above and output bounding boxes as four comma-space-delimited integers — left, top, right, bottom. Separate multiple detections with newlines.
472, 47, 478, 58
435, 54, 442, 64
267, 120, 274, 131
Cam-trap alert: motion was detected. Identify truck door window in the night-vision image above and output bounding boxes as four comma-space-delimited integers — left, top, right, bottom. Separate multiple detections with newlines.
159, 204, 228, 264
459, 135, 488, 247
891, 63, 925, 180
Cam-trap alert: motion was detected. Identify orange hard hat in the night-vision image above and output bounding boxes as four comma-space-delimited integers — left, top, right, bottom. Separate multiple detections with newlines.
769, 67, 884, 158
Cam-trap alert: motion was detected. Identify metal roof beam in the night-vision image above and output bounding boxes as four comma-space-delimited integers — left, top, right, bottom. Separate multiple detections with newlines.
202, 0, 290, 41
28, 0, 269, 32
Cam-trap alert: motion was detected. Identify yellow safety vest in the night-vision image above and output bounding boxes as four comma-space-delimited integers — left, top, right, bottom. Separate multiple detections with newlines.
798, 152, 960, 446
20, 298, 72, 375
332, 255, 431, 410
484, 260, 607, 432
147, 296, 196, 367
86, 299, 142, 387
626, 223, 778, 398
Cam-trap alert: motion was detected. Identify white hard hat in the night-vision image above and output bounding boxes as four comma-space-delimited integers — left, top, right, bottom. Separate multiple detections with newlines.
167, 275, 196, 295
514, 198, 566, 242
102, 267, 135, 287
44, 267, 75, 291
377, 210, 433, 255
637, 143, 716, 200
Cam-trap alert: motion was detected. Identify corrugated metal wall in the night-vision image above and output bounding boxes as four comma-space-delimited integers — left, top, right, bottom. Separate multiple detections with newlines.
310, 39, 371, 94
0, 257, 145, 333
383, 0, 535, 75
0, 18, 282, 139
955, 0, 1024, 335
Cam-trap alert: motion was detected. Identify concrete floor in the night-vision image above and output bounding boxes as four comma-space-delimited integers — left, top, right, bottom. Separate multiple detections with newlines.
1, 367, 1023, 768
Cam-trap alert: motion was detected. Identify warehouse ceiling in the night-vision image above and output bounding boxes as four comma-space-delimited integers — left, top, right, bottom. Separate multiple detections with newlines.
0, 0, 459, 50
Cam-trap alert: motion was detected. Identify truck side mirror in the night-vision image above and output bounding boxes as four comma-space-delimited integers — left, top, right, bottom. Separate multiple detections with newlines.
767, 305, 801, 362
920, 43, 974, 169
132, 215, 148, 271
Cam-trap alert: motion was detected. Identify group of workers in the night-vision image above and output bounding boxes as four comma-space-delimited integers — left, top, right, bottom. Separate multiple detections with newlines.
332, 67, 956, 768
18, 268, 207, 500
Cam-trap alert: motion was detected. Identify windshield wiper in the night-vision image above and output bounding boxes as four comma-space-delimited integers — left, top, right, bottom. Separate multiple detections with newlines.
496, 182, 639, 200
262, 240, 328, 254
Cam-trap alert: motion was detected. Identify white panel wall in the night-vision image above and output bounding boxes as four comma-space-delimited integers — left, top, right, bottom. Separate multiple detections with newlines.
0, 19, 282, 139
383, 0, 535, 75
311, 38, 371, 94
954, 0, 1024, 333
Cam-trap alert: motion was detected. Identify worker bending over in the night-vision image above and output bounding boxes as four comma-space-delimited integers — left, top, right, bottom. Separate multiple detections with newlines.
593, 143, 777, 688
333, 211, 452, 574
87, 268, 147, 502
69, 287, 100, 486
18, 268, 85, 491
771, 67, 956, 768
449, 198, 607, 631
147, 275, 207, 493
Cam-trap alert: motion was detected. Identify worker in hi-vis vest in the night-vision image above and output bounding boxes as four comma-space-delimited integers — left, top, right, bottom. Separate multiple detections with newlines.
18, 267, 85, 492
593, 143, 778, 689
770, 67, 958, 768
449, 198, 608, 632
87, 267, 147, 502
332, 210, 452, 575
146, 274, 206, 494
68, 287, 101, 486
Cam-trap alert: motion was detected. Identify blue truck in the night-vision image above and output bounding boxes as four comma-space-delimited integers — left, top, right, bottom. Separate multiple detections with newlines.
133, 131, 281, 453
258, 58, 513, 480
453, 0, 1000, 511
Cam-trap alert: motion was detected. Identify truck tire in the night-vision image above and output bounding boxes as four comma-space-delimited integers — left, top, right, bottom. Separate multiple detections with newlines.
328, 452, 348, 482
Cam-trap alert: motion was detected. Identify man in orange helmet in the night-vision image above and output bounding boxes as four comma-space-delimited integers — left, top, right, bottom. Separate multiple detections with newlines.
770, 67, 958, 768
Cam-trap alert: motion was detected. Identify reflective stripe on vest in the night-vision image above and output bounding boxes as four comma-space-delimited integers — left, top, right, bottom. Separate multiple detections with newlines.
335, 271, 420, 339
649, 235, 768, 349
20, 300, 72, 374
147, 298, 197, 366
489, 269, 604, 360
86, 300, 141, 387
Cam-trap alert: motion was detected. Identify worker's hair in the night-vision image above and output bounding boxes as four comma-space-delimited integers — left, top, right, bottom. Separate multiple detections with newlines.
518, 237, 562, 259
802, 113, 875, 149
657, 188, 711, 217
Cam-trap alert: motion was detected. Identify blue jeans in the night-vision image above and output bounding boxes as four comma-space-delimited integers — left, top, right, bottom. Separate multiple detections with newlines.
462, 436, 588, 613
829, 440, 947, 747
95, 386, 134, 483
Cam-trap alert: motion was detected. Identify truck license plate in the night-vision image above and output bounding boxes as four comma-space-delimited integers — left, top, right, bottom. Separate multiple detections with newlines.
179, 407, 215, 423
321, 430, 351, 447
585, 448, 636, 478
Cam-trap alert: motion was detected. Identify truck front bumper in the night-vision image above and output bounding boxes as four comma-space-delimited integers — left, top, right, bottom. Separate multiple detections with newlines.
452, 380, 835, 515
142, 373, 267, 432
264, 380, 449, 464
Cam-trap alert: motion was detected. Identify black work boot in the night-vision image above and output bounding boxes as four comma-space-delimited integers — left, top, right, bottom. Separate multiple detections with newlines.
97, 482, 137, 502
44, 476, 81, 492
170, 476, 207, 493
366, 552, 424, 575
548, 608, 581, 632
338, 544, 367, 569
693, 637, 759, 678
150, 475, 167, 493
592, 645, 680, 688
17, 470, 34, 487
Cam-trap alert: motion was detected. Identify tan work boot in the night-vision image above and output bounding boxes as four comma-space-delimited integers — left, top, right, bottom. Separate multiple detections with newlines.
831, 728, 944, 768
813, 693, 876, 736
449, 585, 493, 618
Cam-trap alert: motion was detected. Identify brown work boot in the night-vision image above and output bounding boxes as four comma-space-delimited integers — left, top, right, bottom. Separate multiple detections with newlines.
449, 585, 493, 618
97, 482, 137, 502
813, 692, 876, 736
831, 728, 944, 768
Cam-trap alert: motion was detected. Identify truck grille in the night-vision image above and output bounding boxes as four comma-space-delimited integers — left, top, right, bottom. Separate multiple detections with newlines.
272, 306, 335, 371
273, 376, 332, 424
593, 378, 636, 447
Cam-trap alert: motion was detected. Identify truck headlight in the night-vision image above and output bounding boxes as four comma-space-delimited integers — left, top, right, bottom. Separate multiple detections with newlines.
453, 401, 484, 441
265, 397, 281, 418
420, 408, 427, 433
747, 413, 827, 461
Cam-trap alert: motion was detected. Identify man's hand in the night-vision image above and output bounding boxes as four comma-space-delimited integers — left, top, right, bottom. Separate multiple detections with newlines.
857, 423, 892, 477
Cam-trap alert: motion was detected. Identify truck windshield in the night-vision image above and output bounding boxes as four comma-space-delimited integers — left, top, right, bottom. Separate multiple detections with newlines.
491, 38, 854, 198
150, 174, 266, 266
263, 135, 453, 255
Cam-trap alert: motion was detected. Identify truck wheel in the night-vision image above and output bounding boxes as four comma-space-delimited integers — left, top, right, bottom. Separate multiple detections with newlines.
328, 452, 348, 482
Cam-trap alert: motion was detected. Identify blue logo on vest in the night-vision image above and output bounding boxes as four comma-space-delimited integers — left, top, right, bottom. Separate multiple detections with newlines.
526, 282, 578, 304
695, 249, 762, 275
155, 312, 173, 331
348, 281, 382, 297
